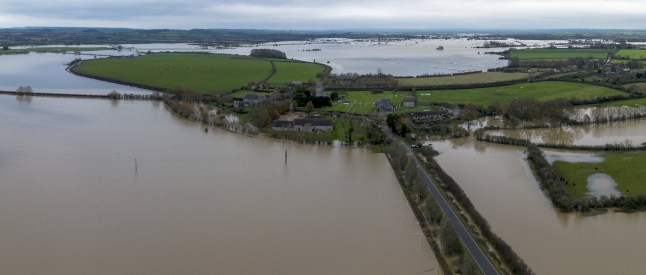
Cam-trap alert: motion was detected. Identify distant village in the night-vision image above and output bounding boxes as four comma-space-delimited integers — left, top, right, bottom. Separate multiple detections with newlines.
227, 81, 453, 135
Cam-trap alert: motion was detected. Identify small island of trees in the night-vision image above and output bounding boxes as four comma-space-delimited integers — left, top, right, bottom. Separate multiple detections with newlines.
250, 49, 287, 59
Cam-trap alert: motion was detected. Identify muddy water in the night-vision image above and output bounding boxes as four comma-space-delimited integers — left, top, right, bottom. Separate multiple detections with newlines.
0, 52, 149, 95
432, 139, 646, 274
488, 118, 646, 146
0, 95, 439, 274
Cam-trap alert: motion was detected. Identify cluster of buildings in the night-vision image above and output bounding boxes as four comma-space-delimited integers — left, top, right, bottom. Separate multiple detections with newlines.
272, 116, 334, 133
375, 96, 416, 113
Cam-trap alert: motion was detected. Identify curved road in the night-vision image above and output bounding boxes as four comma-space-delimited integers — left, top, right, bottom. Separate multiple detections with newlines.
395, 138, 499, 275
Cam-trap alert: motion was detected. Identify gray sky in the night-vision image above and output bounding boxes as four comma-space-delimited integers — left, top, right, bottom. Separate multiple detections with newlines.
1, 0, 645, 29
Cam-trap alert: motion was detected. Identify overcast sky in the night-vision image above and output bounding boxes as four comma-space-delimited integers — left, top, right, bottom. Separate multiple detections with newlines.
1, 0, 645, 30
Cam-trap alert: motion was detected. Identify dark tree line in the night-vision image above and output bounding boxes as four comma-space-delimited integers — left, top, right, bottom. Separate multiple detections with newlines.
250, 49, 287, 59
326, 73, 398, 89
293, 89, 331, 108
422, 150, 534, 275
390, 144, 534, 275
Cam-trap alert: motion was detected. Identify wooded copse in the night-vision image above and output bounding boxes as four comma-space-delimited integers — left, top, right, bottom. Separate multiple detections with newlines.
250, 49, 287, 59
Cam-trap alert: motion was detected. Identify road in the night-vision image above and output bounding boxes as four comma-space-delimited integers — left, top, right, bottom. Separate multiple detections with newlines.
393, 136, 499, 275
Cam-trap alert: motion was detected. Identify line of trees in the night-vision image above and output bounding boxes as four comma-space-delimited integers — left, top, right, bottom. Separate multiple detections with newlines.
421, 148, 534, 275
567, 105, 646, 124
326, 73, 398, 89
476, 131, 645, 152
15, 86, 33, 95
386, 146, 452, 274
389, 144, 534, 275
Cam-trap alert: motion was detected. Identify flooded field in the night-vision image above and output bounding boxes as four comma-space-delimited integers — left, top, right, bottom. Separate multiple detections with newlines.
0, 52, 149, 95
432, 139, 646, 274
488, 118, 646, 146
0, 95, 439, 274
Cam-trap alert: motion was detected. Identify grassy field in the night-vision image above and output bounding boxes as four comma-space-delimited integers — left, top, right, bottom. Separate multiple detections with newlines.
76, 53, 271, 93
616, 50, 646, 60
508, 48, 612, 60
268, 60, 325, 84
554, 152, 646, 197
75, 53, 324, 93
416, 81, 626, 106
0, 47, 110, 55
323, 91, 428, 114
397, 72, 530, 86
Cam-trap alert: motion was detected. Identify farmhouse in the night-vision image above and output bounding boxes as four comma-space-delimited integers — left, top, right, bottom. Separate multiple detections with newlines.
295, 118, 334, 133
232, 98, 243, 108
272, 120, 295, 131
272, 117, 334, 133
243, 94, 266, 106
402, 96, 416, 108
375, 99, 394, 113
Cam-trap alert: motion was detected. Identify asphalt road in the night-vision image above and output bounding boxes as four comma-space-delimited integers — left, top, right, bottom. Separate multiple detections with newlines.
397, 140, 499, 275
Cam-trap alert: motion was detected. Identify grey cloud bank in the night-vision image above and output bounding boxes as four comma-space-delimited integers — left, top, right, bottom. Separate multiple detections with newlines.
1, 0, 646, 29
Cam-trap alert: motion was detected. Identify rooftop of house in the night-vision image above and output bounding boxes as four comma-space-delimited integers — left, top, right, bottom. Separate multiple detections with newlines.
402, 96, 416, 103
272, 120, 294, 128
294, 117, 334, 127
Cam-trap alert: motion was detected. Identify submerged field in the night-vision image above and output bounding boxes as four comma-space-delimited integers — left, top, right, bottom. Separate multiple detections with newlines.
0, 46, 110, 55
553, 151, 646, 197
508, 48, 612, 60
417, 81, 626, 106
75, 53, 324, 93
397, 72, 530, 87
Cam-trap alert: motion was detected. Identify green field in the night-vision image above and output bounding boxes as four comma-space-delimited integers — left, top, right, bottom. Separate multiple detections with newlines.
554, 152, 646, 197
616, 50, 646, 60
268, 60, 325, 84
417, 81, 627, 106
0, 46, 110, 55
397, 72, 530, 87
75, 53, 324, 93
323, 91, 427, 114
508, 48, 612, 60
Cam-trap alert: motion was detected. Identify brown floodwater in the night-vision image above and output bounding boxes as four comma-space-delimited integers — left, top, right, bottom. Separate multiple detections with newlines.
487, 118, 646, 146
432, 139, 646, 274
0, 96, 439, 274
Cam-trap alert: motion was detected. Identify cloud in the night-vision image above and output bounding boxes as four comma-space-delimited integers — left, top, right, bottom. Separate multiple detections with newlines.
0, 0, 645, 29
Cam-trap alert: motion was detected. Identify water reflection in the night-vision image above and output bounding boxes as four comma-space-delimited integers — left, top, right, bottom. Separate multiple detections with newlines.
489, 118, 646, 146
